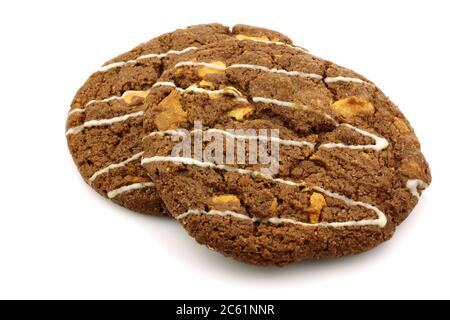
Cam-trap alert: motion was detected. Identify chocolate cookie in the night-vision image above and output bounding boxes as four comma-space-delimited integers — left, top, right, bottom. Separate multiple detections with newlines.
66, 24, 293, 215
141, 39, 431, 264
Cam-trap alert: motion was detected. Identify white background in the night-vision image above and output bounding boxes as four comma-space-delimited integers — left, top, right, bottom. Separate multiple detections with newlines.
0, 0, 449, 300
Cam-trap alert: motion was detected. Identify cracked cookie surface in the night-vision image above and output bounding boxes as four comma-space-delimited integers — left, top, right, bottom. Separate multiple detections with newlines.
142, 39, 431, 265
66, 24, 292, 215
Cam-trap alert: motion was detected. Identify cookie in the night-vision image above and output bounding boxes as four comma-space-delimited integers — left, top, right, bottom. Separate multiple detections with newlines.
66, 24, 294, 215
141, 39, 431, 265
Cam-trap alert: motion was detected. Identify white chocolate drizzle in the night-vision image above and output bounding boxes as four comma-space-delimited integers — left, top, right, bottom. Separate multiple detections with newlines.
93, 43, 364, 87
152, 82, 248, 102
142, 156, 271, 179
97, 47, 198, 73
150, 129, 315, 149
152, 81, 178, 89
252, 97, 296, 108
252, 96, 338, 124
68, 108, 85, 116
89, 152, 144, 183
185, 86, 245, 100
251, 98, 387, 151
406, 179, 428, 199
108, 182, 154, 199
152, 82, 389, 152
325, 76, 365, 84
173, 61, 226, 72
320, 124, 389, 152
67, 90, 150, 117
140, 156, 386, 228
177, 209, 259, 222
66, 110, 144, 135
229, 63, 323, 79
177, 207, 385, 228
172, 61, 367, 84
87, 151, 155, 199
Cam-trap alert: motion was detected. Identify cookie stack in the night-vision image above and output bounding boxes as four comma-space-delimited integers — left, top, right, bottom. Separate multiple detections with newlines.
66, 24, 431, 266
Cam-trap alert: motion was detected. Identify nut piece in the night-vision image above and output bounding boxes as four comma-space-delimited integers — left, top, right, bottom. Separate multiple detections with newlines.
235, 34, 271, 42
122, 176, 148, 184
270, 198, 278, 213
210, 85, 244, 100
212, 194, 241, 205
308, 192, 326, 224
199, 80, 215, 89
228, 106, 254, 121
122, 90, 149, 105
331, 96, 374, 119
211, 194, 242, 211
154, 90, 187, 131
198, 61, 226, 78
394, 117, 410, 134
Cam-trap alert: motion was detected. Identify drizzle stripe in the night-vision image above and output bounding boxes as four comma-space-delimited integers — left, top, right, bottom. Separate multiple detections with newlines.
151, 82, 389, 151
174, 61, 226, 71
172, 61, 367, 84
68, 90, 150, 117
320, 124, 389, 152
141, 156, 387, 228
177, 209, 258, 222
108, 182, 154, 199
97, 47, 198, 73
252, 97, 296, 108
406, 179, 429, 199
229, 63, 323, 79
66, 111, 144, 135
152, 82, 248, 102
149, 129, 315, 149
89, 152, 144, 183
177, 209, 384, 228
325, 76, 365, 84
